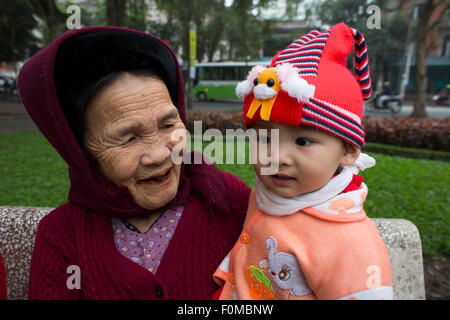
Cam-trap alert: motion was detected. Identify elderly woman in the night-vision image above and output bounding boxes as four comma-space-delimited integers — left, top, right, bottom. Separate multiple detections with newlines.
18, 27, 250, 299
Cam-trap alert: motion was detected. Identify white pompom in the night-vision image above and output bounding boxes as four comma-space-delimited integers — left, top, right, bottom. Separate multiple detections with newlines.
235, 65, 266, 100
276, 63, 315, 103
353, 153, 376, 171
236, 80, 252, 100
281, 76, 315, 103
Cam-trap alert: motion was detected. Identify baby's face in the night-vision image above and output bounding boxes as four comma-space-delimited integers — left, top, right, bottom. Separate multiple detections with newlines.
252, 121, 359, 198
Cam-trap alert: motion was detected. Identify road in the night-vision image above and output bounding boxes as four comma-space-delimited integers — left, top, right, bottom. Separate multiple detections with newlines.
0, 100, 449, 133
363, 103, 450, 118
191, 100, 450, 118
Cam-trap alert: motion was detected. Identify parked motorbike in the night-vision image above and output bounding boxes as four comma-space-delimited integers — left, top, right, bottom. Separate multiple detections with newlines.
0, 76, 20, 102
366, 92, 402, 113
432, 85, 449, 106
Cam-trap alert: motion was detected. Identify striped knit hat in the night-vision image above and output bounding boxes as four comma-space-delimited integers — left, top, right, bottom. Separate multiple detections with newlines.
236, 23, 371, 148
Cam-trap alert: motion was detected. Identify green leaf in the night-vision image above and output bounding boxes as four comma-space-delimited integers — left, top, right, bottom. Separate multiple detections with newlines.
249, 265, 272, 289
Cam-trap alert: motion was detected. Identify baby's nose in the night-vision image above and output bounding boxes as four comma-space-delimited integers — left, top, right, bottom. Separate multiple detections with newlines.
277, 148, 294, 167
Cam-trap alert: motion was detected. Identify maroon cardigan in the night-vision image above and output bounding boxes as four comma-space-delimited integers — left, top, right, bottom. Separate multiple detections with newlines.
28, 172, 249, 299
18, 27, 250, 299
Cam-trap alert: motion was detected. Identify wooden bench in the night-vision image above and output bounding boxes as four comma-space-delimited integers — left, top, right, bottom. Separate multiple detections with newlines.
0, 206, 426, 299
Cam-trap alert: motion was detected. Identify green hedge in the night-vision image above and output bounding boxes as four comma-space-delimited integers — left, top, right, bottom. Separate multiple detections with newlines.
363, 143, 450, 162
186, 110, 450, 151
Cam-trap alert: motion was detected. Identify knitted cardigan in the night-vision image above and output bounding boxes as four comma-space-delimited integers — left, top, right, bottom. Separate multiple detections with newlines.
18, 26, 250, 299
29, 172, 249, 299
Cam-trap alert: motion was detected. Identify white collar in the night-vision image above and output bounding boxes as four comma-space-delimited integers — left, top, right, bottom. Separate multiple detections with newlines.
255, 153, 375, 217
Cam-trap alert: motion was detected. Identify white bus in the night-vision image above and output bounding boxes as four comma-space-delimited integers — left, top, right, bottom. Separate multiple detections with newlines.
192, 60, 270, 101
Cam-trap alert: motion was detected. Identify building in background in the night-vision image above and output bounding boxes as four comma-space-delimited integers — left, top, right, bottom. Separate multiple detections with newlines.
385, 0, 450, 94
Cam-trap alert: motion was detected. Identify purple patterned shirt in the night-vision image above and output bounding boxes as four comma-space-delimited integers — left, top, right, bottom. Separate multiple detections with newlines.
111, 206, 184, 274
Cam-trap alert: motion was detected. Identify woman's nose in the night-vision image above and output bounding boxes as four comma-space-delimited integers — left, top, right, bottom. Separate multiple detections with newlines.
140, 143, 171, 167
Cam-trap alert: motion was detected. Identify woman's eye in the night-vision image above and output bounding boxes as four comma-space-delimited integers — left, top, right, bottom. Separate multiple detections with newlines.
295, 137, 311, 146
163, 123, 175, 129
124, 136, 136, 144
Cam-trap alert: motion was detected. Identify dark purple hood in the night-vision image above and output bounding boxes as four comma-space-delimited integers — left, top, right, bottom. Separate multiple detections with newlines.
17, 26, 229, 218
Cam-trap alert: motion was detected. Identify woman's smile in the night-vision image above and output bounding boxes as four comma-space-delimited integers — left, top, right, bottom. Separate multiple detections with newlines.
137, 166, 173, 185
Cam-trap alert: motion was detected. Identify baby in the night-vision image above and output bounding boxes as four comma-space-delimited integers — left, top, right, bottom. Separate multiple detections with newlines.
213, 23, 393, 300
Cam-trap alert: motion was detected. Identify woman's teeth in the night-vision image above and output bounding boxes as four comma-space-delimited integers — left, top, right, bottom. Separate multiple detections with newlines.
140, 168, 171, 183
152, 171, 169, 181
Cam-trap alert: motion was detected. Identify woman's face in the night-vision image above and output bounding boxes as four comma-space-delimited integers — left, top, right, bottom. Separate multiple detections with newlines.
83, 74, 186, 210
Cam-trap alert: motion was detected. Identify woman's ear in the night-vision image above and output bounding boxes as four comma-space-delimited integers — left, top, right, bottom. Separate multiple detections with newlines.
341, 142, 361, 167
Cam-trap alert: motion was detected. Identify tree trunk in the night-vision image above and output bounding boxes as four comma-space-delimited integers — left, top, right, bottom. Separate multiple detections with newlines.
228, 40, 234, 60
411, 0, 435, 118
38, 0, 67, 42
106, 0, 126, 26
207, 1, 226, 62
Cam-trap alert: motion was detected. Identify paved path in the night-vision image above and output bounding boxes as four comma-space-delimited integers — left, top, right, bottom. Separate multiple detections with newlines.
1, 100, 449, 133
0, 101, 37, 133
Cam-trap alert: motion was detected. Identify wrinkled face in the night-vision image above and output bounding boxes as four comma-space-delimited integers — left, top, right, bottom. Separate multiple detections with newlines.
84, 74, 186, 210
253, 121, 360, 198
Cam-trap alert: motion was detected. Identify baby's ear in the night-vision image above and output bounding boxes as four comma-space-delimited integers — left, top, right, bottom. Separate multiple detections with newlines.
341, 142, 361, 167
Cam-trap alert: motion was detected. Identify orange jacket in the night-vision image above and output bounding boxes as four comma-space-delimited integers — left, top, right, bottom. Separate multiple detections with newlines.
214, 187, 392, 300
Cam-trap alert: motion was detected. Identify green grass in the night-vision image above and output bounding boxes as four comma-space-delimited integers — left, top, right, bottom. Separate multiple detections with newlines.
347, 154, 449, 258
0, 130, 449, 257
363, 142, 450, 162
0, 131, 69, 207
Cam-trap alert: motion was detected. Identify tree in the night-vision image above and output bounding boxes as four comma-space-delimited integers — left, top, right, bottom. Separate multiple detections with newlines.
285, 0, 305, 20
315, 0, 407, 93
410, 0, 449, 118
317, 0, 367, 27
154, 0, 274, 62
376, 0, 449, 118
106, 0, 126, 26
125, 0, 148, 31
36, 0, 67, 42
80, 0, 107, 27
198, 0, 227, 62
0, 0, 41, 63
154, 0, 190, 61
363, 12, 408, 91
224, 0, 273, 60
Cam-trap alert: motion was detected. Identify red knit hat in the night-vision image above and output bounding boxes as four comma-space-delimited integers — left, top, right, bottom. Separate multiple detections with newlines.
237, 23, 371, 148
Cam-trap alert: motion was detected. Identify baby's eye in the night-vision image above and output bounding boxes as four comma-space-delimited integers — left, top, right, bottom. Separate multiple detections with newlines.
295, 137, 311, 146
